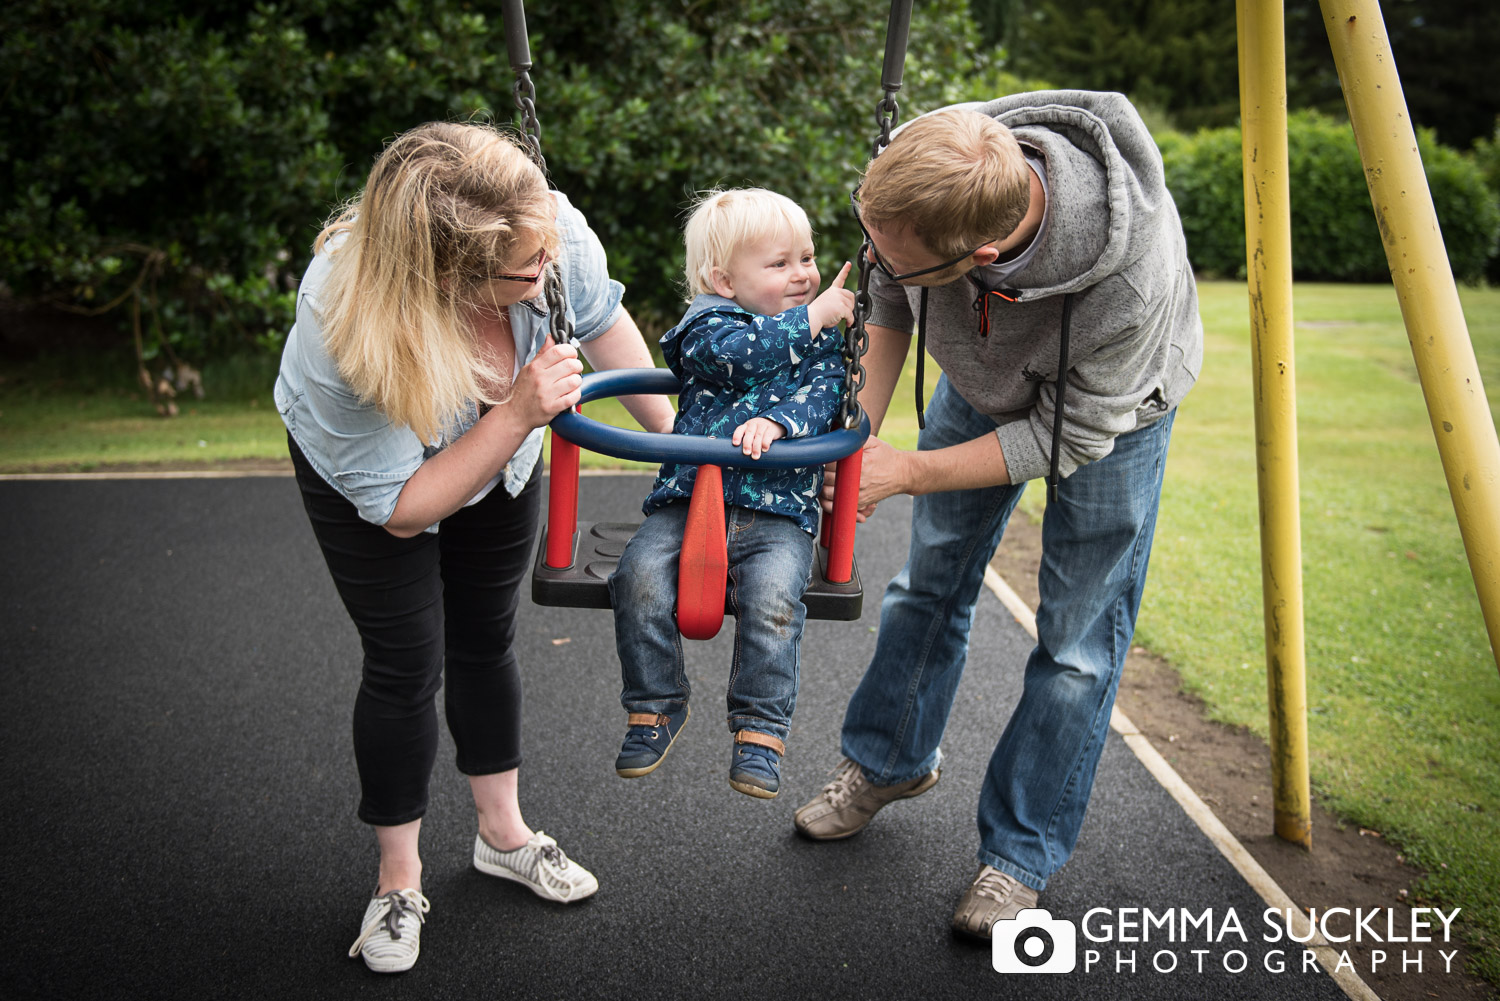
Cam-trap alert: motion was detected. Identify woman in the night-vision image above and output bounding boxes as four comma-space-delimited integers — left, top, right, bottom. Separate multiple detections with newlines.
274, 121, 674, 973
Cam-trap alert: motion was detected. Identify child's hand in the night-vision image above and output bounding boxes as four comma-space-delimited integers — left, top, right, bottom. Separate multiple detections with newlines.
808, 261, 855, 334
732, 417, 787, 460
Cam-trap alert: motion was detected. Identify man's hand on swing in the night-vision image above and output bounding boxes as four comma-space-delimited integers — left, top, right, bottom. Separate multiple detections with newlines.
733, 417, 787, 459
857, 436, 917, 509
821, 436, 911, 520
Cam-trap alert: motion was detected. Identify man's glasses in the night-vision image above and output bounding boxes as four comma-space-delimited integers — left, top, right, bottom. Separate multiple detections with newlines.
488, 247, 549, 284
850, 186, 987, 283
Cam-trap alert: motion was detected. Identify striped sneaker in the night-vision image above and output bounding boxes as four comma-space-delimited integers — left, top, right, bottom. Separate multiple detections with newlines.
347, 888, 430, 973
472, 830, 598, 903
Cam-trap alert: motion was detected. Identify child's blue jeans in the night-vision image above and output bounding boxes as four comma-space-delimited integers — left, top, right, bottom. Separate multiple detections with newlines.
609, 502, 814, 742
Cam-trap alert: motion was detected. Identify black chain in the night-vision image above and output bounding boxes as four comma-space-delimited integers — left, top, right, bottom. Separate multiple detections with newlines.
841, 87, 901, 431
840, 246, 874, 430
543, 264, 573, 346
513, 70, 545, 172
510, 50, 568, 346
873, 93, 899, 159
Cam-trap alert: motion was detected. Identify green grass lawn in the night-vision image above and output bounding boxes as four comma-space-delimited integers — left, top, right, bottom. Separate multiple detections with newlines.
1137, 281, 1500, 983
3, 282, 1498, 980
0, 350, 291, 469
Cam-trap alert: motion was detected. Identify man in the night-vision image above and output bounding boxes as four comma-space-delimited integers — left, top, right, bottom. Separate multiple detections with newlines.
795, 91, 1203, 937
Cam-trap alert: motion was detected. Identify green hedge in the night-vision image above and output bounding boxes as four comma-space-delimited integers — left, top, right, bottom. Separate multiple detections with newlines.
1, 0, 1036, 368
20, 2, 1489, 373
1162, 110, 1500, 282
1470, 119, 1500, 283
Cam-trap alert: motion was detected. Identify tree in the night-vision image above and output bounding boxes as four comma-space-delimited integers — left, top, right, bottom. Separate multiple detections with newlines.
995, 0, 1240, 130
0, 0, 1003, 378
1283, 1, 1499, 148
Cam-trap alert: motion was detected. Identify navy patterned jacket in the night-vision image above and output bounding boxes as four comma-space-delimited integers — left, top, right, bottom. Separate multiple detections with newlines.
641, 294, 847, 536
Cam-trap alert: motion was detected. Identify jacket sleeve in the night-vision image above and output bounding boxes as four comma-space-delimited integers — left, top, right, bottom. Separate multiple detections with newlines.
760, 332, 848, 438
672, 306, 822, 390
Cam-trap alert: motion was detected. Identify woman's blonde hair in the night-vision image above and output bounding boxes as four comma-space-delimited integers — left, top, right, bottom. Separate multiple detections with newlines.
313, 121, 560, 443
859, 109, 1030, 259
683, 188, 812, 299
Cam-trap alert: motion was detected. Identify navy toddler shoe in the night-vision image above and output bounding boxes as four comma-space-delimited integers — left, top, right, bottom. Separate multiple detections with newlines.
729, 730, 786, 799
615, 705, 691, 778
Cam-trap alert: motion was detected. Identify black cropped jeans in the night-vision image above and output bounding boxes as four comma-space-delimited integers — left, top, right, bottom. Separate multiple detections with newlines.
289, 434, 538, 826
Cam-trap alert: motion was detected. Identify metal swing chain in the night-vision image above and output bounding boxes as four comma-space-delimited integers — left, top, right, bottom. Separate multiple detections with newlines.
517, 67, 573, 348
842, 0, 912, 431
873, 91, 899, 156
513, 70, 545, 170
840, 92, 902, 432
543, 264, 575, 347
503, 0, 546, 171
501, 1, 571, 347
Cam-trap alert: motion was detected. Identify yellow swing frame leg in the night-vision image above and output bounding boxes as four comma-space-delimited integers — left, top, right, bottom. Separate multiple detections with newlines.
1238, 0, 1311, 848
1320, 0, 1500, 675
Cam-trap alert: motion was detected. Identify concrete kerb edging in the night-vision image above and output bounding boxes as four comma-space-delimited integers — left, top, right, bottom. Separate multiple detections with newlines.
982, 565, 1382, 1001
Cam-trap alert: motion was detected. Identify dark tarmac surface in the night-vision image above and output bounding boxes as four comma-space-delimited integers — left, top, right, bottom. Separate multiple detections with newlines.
1, 475, 1349, 1000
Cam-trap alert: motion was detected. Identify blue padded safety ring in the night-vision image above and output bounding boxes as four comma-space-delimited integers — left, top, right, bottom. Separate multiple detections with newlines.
549, 368, 870, 469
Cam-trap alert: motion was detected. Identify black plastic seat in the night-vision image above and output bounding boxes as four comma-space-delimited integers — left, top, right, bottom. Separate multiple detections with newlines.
531, 521, 863, 621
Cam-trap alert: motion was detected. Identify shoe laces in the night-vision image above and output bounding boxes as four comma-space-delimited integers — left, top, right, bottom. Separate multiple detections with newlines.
620, 725, 664, 755
531, 832, 569, 871
971, 867, 1022, 905
821, 757, 865, 810
348, 888, 430, 956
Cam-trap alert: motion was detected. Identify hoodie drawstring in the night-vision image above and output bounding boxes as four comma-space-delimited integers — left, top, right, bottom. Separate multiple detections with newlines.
919, 283, 1021, 428
915, 286, 1070, 506
915, 289, 928, 430
1047, 293, 1074, 504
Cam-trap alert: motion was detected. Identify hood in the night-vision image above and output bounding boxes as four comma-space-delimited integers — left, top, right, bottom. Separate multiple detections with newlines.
949, 90, 1173, 298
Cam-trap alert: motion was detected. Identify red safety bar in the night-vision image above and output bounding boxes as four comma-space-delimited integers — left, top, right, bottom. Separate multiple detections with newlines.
824, 448, 863, 585
542, 407, 863, 636
543, 419, 581, 569
676, 464, 729, 640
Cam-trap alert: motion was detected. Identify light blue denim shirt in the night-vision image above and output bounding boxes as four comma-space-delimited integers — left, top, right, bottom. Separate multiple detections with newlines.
274, 191, 623, 531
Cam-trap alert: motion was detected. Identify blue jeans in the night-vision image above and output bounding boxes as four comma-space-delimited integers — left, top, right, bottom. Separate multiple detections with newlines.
841, 375, 1175, 890
609, 502, 815, 742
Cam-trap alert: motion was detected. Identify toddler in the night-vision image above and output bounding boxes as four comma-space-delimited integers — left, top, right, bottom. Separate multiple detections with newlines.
607, 188, 855, 798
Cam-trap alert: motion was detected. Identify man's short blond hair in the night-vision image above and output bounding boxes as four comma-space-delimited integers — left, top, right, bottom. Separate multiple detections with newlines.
859, 109, 1030, 259
683, 188, 812, 299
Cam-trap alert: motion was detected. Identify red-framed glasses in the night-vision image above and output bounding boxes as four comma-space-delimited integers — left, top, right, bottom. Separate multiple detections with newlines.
489, 247, 549, 283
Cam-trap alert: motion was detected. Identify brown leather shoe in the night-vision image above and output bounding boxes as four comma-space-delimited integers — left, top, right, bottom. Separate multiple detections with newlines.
951, 865, 1039, 939
792, 757, 940, 840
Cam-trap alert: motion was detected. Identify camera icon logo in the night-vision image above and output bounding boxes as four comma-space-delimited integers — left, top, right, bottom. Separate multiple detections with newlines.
992, 908, 1078, 974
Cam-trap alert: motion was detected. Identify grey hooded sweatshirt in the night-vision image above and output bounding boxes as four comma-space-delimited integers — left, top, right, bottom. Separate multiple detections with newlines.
866, 90, 1204, 484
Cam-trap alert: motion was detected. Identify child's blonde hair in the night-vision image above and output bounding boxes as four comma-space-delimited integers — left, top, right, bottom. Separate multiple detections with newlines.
859, 109, 1031, 259
683, 188, 813, 299
313, 121, 561, 443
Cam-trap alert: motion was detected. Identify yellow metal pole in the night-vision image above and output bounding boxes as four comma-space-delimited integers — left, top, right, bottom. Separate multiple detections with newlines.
1238, 0, 1313, 848
1319, 0, 1500, 676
